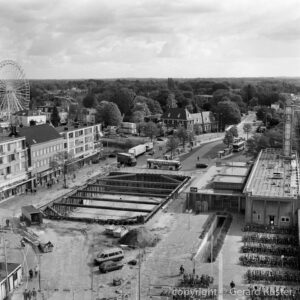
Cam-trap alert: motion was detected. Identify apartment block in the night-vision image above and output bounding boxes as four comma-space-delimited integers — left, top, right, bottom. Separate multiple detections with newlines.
0, 135, 30, 200
57, 123, 102, 164
19, 124, 65, 186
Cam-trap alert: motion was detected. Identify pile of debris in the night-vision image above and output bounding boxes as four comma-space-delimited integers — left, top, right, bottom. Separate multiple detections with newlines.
119, 227, 159, 248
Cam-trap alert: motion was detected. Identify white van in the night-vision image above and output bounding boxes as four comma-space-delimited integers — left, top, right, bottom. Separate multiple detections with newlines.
94, 248, 124, 265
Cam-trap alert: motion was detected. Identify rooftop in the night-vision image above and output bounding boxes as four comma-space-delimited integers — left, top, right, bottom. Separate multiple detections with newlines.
161, 108, 192, 121
13, 110, 45, 117
244, 148, 300, 199
0, 262, 21, 283
18, 124, 63, 146
56, 123, 100, 133
214, 175, 245, 183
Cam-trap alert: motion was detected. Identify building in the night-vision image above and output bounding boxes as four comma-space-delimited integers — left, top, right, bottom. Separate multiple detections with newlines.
57, 123, 102, 165
161, 108, 217, 133
12, 110, 47, 126
191, 111, 218, 133
0, 133, 30, 201
36, 106, 68, 124
187, 161, 250, 213
244, 148, 300, 226
271, 103, 280, 111
161, 108, 194, 131
83, 108, 97, 124
19, 124, 65, 187
0, 263, 22, 300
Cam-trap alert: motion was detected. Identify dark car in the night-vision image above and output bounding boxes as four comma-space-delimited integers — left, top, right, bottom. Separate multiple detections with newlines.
157, 137, 164, 141
99, 261, 123, 273
196, 163, 208, 169
108, 152, 117, 158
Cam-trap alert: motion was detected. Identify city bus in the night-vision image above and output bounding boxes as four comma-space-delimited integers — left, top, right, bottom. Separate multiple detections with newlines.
232, 141, 245, 152
147, 159, 182, 171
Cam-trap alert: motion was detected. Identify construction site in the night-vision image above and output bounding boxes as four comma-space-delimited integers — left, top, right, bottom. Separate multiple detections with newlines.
41, 171, 190, 224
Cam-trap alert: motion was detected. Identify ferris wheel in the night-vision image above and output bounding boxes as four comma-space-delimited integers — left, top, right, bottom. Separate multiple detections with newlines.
0, 60, 30, 121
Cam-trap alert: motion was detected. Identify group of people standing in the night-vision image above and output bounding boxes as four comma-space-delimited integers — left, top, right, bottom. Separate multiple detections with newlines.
23, 288, 37, 300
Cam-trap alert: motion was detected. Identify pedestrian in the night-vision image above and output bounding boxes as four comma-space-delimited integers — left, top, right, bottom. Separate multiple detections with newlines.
27, 289, 32, 300
230, 280, 235, 289
179, 265, 184, 275
23, 289, 28, 300
197, 156, 199, 161
32, 288, 37, 300
29, 269, 33, 280
34, 265, 39, 277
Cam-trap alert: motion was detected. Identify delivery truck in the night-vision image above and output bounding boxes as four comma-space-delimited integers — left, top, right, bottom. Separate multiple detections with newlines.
145, 142, 154, 151
117, 153, 137, 166
128, 144, 147, 157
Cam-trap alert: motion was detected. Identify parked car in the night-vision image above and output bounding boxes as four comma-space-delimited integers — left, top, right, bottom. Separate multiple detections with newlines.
157, 137, 164, 141
99, 261, 123, 273
108, 152, 117, 158
94, 248, 124, 265
196, 163, 208, 169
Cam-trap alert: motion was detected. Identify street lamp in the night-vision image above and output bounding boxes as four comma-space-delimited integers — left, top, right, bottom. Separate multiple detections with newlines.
281, 255, 284, 268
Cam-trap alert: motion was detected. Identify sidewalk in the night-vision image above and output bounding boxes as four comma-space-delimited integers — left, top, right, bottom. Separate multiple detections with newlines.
0, 159, 118, 221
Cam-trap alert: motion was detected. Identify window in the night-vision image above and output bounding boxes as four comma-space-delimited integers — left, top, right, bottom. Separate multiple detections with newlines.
281, 217, 290, 223
69, 132, 74, 138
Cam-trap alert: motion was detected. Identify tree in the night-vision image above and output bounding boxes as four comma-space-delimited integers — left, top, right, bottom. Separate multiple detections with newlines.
243, 123, 252, 140
131, 110, 145, 124
245, 129, 283, 157
176, 127, 189, 148
110, 87, 135, 116
51, 106, 60, 127
132, 102, 151, 116
249, 97, 258, 107
49, 151, 77, 188
229, 125, 238, 137
223, 131, 234, 147
96, 101, 122, 127
167, 78, 176, 90
143, 121, 159, 141
166, 137, 180, 159
136, 122, 146, 136
216, 101, 241, 129
82, 94, 95, 108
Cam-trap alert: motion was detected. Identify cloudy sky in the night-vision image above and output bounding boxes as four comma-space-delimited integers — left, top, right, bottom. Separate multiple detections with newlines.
0, 0, 299, 79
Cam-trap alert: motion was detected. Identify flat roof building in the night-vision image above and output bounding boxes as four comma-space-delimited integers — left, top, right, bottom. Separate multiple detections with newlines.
186, 162, 251, 213
244, 148, 300, 226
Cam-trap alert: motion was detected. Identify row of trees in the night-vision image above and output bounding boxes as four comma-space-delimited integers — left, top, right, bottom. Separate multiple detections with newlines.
29, 78, 300, 131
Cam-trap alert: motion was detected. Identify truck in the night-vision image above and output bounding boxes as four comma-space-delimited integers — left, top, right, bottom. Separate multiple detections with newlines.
128, 144, 147, 157
117, 153, 137, 166
145, 142, 154, 151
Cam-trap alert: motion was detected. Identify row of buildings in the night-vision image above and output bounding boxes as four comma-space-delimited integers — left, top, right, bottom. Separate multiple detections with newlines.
0, 122, 102, 201
12, 107, 97, 127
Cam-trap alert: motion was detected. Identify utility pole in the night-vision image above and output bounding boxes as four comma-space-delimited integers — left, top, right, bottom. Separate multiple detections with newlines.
38, 254, 41, 291
3, 236, 9, 298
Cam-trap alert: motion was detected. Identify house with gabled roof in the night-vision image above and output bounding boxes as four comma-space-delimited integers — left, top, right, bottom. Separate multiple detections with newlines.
161, 108, 217, 133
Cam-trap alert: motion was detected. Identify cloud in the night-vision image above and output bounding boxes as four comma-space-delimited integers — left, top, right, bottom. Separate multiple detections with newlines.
0, 0, 299, 78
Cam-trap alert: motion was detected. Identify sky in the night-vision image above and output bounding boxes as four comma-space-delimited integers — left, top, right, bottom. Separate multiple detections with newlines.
0, 0, 299, 79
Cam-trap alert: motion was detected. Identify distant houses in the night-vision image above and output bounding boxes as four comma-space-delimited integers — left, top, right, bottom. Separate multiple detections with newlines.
161, 107, 218, 133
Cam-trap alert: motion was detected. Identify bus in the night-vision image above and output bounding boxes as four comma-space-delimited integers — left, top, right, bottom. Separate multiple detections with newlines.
147, 159, 182, 171
232, 141, 245, 152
